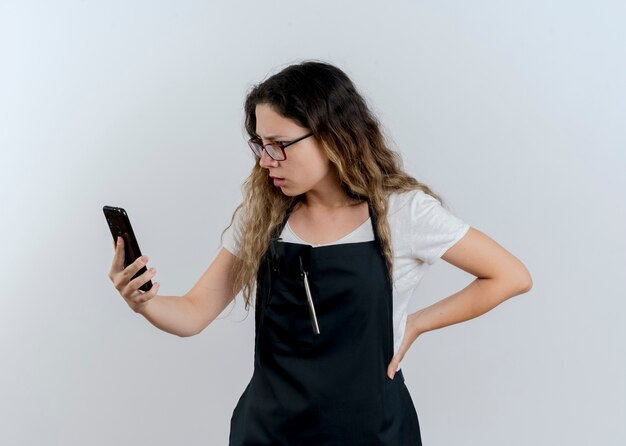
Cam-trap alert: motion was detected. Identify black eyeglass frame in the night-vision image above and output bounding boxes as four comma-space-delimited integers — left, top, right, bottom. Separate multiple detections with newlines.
247, 132, 313, 161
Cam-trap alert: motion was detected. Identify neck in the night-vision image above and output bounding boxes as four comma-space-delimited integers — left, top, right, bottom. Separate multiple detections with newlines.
301, 189, 364, 211
300, 169, 363, 211
305, 197, 358, 208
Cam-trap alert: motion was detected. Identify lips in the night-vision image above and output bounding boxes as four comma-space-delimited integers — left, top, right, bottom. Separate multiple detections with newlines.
272, 177, 286, 187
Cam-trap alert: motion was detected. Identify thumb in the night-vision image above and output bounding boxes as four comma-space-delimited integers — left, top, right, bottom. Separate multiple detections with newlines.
112, 236, 125, 271
387, 354, 403, 380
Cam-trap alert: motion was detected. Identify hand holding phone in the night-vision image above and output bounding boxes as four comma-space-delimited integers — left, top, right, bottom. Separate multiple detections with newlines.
104, 206, 160, 312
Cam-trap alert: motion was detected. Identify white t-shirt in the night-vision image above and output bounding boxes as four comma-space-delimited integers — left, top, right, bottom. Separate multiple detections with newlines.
221, 189, 470, 369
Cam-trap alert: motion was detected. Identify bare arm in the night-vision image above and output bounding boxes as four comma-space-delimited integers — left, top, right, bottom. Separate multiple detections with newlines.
109, 235, 239, 337
409, 226, 533, 336
181, 247, 242, 336
386, 226, 533, 378
134, 247, 241, 337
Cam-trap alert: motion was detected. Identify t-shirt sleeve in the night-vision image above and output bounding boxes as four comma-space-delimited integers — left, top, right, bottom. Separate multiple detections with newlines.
408, 189, 470, 265
221, 207, 243, 258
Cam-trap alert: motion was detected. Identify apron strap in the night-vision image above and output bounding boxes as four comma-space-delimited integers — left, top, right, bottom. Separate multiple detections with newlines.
367, 200, 382, 250
267, 199, 301, 274
270, 199, 299, 239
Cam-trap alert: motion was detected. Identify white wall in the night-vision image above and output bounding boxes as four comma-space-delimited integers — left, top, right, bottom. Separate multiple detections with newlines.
1, 0, 624, 444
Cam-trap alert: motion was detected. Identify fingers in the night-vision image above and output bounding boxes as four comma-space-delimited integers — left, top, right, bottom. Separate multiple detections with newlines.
130, 280, 161, 312
108, 236, 160, 313
115, 256, 151, 293
125, 269, 160, 312
110, 236, 148, 278
387, 356, 402, 380
387, 321, 423, 379
109, 237, 151, 292
119, 265, 158, 305
127, 266, 157, 294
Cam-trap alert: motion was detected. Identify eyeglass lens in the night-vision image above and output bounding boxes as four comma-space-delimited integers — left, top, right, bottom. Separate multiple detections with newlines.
249, 141, 284, 160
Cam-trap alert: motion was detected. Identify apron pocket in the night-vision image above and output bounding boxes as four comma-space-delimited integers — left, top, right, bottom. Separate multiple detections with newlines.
265, 274, 317, 350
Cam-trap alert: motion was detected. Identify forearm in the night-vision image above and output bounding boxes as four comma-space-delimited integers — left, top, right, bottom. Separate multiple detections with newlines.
134, 294, 200, 338
410, 277, 528, 336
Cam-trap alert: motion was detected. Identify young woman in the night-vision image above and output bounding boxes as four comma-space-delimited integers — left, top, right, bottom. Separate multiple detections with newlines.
109, 60, 532, 445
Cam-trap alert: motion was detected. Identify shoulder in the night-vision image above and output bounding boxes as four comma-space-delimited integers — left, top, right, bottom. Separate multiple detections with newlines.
386, 187, 467, 234
386, 188, 438, 218
221, 204, 246, 256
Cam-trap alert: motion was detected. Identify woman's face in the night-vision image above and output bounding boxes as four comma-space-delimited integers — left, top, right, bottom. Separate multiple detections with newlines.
255, 103, 335, 197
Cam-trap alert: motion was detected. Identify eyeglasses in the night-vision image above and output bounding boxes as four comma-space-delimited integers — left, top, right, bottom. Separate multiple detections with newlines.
247, 132, 313, 161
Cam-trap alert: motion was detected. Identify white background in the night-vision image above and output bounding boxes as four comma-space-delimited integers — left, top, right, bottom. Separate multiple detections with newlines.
1, 1, 624, 444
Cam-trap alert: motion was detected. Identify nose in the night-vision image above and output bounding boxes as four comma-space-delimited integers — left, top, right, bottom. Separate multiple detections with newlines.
258, 147, 279, 169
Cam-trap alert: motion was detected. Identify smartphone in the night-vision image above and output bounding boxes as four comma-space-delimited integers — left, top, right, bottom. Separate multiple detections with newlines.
103, 205, 152, 292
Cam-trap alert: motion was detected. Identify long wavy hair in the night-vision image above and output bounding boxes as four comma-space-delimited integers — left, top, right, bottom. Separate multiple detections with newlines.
221, 60, 447, 311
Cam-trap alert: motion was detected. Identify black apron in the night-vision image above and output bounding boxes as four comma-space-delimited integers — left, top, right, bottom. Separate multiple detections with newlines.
229, 202, 422, 445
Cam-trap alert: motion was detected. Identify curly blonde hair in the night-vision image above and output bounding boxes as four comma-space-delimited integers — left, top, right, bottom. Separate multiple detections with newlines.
221, 60, 446, 311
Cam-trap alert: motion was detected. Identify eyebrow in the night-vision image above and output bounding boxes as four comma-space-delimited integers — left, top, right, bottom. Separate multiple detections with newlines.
255, 133, 287, 140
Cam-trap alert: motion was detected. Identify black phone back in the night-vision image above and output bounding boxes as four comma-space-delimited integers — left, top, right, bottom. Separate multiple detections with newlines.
103, 205, 152, 292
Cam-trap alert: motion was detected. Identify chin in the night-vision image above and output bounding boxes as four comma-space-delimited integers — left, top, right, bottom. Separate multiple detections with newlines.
279, 184, 310, 197
279, 188, 299, 197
